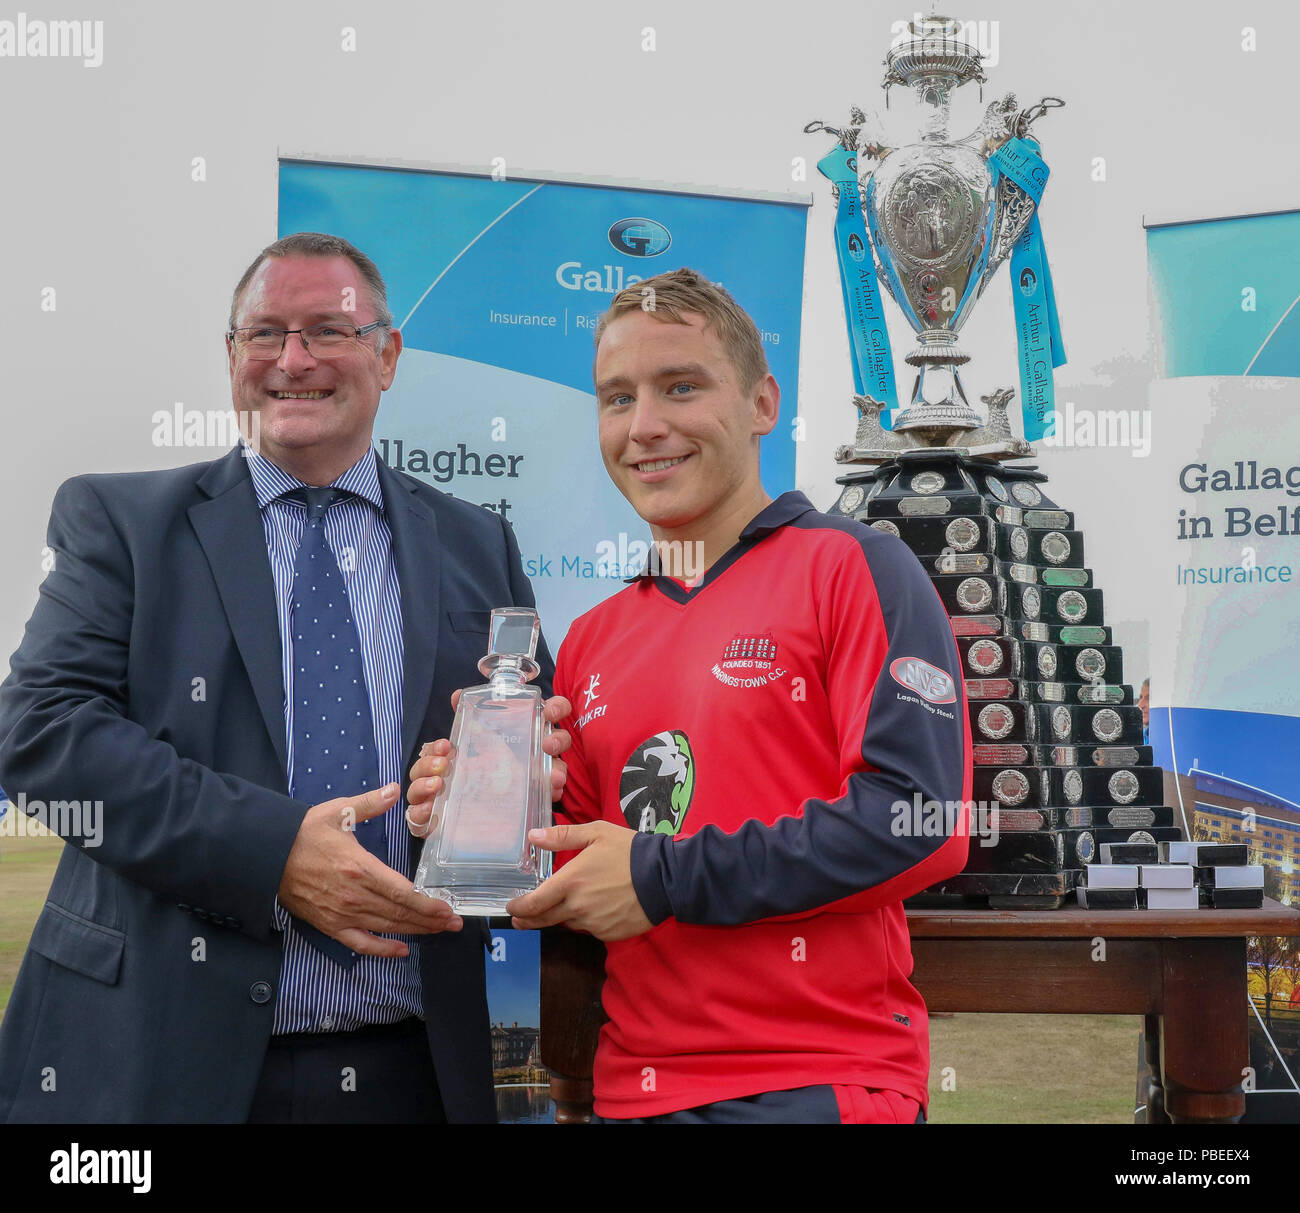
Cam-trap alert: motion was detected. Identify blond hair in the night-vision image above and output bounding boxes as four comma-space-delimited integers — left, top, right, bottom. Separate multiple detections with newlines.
594, 267, 769, 390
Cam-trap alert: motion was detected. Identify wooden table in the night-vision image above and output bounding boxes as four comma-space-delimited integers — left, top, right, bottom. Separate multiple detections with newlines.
540, 900, 1300, 1124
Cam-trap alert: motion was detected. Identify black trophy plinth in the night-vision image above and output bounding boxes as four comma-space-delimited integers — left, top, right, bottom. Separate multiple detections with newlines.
828, 451, 1177, 910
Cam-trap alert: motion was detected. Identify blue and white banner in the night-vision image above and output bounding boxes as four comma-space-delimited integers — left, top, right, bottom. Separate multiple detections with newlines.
1144, 210, 1300, 813
1148, 211, 1300, 380
279, 159, 809, 642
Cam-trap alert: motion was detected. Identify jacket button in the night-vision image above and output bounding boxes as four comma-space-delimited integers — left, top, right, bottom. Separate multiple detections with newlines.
250, 981, 273, 1004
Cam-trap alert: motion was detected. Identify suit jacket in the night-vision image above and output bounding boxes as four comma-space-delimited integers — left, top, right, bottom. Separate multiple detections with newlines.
0, 445, 551, 1123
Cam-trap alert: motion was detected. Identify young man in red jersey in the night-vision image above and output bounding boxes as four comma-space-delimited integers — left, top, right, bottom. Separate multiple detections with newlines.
409, 268, 971, 1123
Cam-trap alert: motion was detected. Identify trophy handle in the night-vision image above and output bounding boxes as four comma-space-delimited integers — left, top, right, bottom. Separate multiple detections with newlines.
987, 177, 1037, 281
1013, 95, 1065, 139
851, 103, 893, 162
984, 95, 1063, 282
956, 92, 1019, 153
804, 109, 894, 161
870, 248, 897, 305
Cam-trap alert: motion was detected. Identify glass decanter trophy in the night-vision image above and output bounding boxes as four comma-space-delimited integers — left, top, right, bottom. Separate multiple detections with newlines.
413, 607, 552, 914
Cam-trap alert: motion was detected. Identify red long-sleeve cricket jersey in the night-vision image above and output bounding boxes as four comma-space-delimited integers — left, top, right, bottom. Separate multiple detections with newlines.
553, 491, 972, 1118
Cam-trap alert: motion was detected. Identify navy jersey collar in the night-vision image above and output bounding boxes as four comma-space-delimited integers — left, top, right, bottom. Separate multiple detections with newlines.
625, 491, 819, 590
738, 491, 819, 541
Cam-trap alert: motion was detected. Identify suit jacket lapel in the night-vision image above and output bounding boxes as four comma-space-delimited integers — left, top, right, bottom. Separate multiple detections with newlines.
188, 448, 289, 775
377, 458, 441, 783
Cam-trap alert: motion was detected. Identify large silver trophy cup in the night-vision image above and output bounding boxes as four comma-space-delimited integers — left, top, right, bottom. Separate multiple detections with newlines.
806, 19, 1171, 916
807, 14, 1062, 461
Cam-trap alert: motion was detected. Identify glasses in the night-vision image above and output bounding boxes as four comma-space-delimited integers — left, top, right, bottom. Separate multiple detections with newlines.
227, 321, 389, 360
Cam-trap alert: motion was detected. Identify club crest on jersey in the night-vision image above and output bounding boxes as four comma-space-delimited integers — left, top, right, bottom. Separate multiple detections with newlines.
889, 657, 957, 704
620, 730, 695, 836
711, 631, 788, 689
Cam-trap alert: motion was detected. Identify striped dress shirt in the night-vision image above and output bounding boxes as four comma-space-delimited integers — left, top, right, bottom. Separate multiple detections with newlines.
243, 443, 424, 1034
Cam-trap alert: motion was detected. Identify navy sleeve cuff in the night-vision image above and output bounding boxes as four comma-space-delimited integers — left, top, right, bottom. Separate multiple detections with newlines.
629, 831, 674, 926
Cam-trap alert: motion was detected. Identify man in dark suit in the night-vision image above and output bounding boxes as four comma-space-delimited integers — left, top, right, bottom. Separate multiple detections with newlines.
0, 232, 568, 1124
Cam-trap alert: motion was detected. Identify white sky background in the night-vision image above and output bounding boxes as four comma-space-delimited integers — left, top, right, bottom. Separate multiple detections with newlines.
0, 0, 1293, 674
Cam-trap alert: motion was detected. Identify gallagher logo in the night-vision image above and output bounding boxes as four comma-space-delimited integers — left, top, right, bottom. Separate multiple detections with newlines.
608, 217, 672, 258
889, 657, 956, 704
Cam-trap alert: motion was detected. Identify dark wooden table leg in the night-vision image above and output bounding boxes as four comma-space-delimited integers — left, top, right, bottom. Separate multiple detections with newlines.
1142, 1013, 1171, 1124
1159, 938, 1248, 1124
548, 1073, 596, 1125
540, 927, 607, 1124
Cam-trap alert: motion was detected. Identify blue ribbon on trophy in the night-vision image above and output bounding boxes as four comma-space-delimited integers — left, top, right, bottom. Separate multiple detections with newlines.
988, 136, 1066, 442
816, 143, 900, 428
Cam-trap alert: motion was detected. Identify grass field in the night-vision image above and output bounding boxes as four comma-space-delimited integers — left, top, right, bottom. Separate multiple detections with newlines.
927, 1012, 1139, 1123
0, 829, 63, 1020
0, 831, 1141, 1122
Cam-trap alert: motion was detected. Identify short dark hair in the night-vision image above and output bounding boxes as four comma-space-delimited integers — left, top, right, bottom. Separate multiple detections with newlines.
228, 232, 393, 344
595, 267, 769, 391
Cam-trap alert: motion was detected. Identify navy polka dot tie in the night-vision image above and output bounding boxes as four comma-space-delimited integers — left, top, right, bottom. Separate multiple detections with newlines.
286, 486, 387, 863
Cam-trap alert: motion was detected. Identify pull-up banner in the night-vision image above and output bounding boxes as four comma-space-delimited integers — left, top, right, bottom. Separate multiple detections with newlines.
1144, 209, 1300, 807
1145, 208, 1300, 1121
